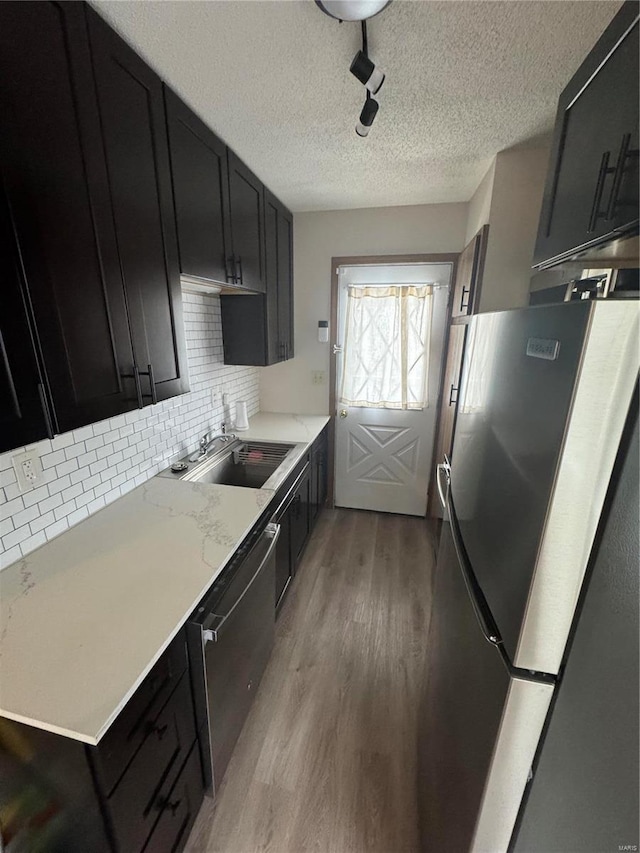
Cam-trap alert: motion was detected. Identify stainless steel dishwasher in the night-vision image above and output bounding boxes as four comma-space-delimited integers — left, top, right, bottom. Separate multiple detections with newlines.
187, 521, 280, 795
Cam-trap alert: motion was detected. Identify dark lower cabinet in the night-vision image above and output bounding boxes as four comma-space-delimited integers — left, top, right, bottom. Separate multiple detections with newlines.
142, 744, 203, 853
226, 151, 266, 293
273, 428, 328, 610
86, 7, 188, 404
0, 631, 203, 853
534, 2, 639, 268
310, 430, 328, 525
0, 187, 51, 453
165, 87, 232, 287
0, 0, 139, 434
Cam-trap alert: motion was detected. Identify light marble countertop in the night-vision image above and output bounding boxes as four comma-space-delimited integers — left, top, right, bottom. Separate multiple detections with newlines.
0, 412, 329, 745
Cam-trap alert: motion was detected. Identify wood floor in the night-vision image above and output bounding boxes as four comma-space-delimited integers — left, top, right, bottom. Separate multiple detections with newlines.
185, 508, 436, 853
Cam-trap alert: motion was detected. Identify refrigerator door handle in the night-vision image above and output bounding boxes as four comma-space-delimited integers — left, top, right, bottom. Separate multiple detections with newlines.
447, 489, 502, 647
436, 458, 451, 512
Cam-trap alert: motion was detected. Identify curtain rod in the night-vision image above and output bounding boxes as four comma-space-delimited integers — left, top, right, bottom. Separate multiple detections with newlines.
344, 282, 449, 289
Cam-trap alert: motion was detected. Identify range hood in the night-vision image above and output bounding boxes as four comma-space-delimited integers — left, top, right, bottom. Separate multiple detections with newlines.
180, 274, 258, 297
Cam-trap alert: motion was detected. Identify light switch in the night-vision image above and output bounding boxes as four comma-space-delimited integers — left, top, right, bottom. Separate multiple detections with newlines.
311, 371, 326, 385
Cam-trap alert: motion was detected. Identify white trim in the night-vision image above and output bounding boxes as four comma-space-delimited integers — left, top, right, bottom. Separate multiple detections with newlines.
515, 300, 640, 674
471, 677, 554, 853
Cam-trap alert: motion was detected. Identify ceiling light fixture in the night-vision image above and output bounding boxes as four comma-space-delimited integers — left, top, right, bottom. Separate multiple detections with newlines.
315, 1, 391, 138
315, 0, 391, 22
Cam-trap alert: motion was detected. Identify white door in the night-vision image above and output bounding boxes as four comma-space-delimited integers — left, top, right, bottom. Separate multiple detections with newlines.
334, 264, 450, 516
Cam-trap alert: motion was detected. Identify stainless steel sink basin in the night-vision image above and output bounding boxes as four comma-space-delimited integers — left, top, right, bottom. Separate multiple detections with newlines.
157, 439, 304, 491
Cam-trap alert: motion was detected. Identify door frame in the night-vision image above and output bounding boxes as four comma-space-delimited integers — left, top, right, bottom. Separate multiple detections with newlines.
328, 253, 458, 509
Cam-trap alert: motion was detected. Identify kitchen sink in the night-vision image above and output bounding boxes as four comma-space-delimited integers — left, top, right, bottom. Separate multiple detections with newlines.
157, 439, 303, 491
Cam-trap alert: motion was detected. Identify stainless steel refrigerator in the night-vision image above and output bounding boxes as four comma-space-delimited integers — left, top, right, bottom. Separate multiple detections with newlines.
418, 300, 639, 853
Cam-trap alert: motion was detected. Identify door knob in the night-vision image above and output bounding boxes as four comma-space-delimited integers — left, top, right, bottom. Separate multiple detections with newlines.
339, 409, 348, 418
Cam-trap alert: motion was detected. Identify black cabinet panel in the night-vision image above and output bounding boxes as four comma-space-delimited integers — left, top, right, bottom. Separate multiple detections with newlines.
310, 429, 328, 525
0, 187, 51, 452
291, 464, 311, 568
534, 3, 639, 268
143, 743, 203, 853
264, 193, 281, 364
87, 8, 188, 403
165, 87, 232, 286
227, 151, 265, 293
0, 0, 138, 435
277, 202, 294, 360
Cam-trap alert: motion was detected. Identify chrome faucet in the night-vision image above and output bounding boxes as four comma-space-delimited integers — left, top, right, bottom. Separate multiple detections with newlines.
192, 424, 236, 461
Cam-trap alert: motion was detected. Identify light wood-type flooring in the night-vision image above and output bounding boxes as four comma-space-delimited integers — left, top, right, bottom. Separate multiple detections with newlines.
185, 508, 436, 853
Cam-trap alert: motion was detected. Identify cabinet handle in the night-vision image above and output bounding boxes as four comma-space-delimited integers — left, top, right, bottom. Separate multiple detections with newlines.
448, 384, 458, 406
138, 363, 158, 405
225, 256, 236, 283
119, 366, 143, 407
606, 133, 638, 220
165, 798, 182, 816
587, 151, 613, 233
460, 286, 470, 313
236, 256, 243, 286
146, 721, 168, 740
37, 383, 55, 439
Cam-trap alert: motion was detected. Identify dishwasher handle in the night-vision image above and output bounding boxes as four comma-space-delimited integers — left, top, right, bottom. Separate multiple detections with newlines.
203, 522, 280, 644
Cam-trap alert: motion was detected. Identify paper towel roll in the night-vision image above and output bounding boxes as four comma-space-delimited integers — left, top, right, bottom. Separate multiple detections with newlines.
234, 400, 249, 431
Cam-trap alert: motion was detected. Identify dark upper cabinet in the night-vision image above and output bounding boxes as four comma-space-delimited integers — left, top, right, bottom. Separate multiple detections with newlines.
164, 87, 233, 287
87, 7, 189, 403
227, 151, 266, 293
534, 2, 639, 269
275, 197, 294, 360
0, 186, 51, 453
0, 1, 139, 435
220, 191, 294, 366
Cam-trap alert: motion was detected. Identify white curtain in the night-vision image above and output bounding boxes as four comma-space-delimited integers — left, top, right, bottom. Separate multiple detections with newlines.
339, 284, 433, 410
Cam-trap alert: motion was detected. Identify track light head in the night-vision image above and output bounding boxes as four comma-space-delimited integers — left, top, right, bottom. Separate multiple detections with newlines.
355, 97, 379, 137
350, 49, 385, 94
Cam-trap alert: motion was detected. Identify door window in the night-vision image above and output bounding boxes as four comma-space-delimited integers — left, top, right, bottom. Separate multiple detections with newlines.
339, 284, 433, 410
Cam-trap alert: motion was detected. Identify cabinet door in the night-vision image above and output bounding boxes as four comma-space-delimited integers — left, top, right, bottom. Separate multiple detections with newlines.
165, 87, 232, 286
0, 187, 51, 453
534, 5, 639, 267
264, 192, 282, 364
277, 204, 294, 359
227, 151, 266, 293
275, 504, 293, 608
0, 1, 138, 434
451, 227, 487, 319
428, 324, 467, 518
87, 8, 188, 404
291, 465, 311, 569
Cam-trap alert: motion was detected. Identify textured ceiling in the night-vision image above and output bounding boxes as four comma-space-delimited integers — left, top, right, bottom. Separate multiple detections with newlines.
93, 0, 621, 212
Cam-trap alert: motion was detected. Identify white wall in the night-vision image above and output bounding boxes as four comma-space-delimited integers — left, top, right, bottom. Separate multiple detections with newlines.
465, 160, 495, 245
0, 293, 260, 570
259, 203, 468, 415
477, 147, 550, 313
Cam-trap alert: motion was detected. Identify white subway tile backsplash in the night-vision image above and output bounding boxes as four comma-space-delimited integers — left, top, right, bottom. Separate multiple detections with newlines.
41, 449, 67, 470
0, 293, 260, 569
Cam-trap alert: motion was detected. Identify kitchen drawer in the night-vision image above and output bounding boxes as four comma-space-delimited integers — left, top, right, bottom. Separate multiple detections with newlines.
142, 743, 204, 853
95, 632, 188, 795
108, 672, 197, 853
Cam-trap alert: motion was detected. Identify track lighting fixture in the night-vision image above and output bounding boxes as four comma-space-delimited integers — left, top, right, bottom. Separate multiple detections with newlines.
355, 95, 379, 137
314, 1, 391, 137
350, 49, 385, 95
315, 1, 391, 22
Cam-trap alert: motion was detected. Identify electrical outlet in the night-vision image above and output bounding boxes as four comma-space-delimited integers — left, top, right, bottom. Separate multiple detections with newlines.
311, 370, 326, 386
12, 448, 44, 492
